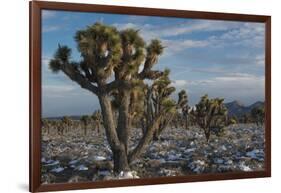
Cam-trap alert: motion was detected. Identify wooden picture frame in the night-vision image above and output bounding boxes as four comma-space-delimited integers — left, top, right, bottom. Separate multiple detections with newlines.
30, 1, 271, 192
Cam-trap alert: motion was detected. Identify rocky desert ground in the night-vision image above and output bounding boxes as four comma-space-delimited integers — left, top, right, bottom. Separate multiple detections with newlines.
41, 123, 264, 184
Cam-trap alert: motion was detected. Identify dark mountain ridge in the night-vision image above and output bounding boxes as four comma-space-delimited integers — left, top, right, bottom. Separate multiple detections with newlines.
224, 100, 264, 117
44, 101, 264, 120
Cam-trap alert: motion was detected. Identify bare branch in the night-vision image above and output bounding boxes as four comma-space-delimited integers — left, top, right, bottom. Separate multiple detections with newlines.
128, 113, 163, 163
60, 62, 100, 95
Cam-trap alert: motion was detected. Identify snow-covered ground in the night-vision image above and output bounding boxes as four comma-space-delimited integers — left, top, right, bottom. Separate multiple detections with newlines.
41, 124, 264, 183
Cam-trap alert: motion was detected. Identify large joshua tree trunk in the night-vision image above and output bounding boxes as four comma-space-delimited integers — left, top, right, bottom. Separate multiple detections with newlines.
98, 94, 130, 172
116, 90, 131, 154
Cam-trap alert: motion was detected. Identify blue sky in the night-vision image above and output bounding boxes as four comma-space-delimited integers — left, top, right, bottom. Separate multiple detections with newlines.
41, 10, 265, 117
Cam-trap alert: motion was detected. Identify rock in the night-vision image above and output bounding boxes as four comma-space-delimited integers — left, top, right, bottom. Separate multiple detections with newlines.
41, 173, 56, 184
213, 158, 224, 164
41, 157, 47, 163
239, 162, 252, 171
217, 165, 232, 172
42, 136, 50, 141
226, 160, 233, 165
118, 171, 139, 179
184, 148, 196, 153
166, 153, 181, 161
221, 145, 227, 151
159, 169, 177, 176
68, 175, 88, 183
98, 169, 111, 176
188, 160, 207, 173
246, 149, 264, 160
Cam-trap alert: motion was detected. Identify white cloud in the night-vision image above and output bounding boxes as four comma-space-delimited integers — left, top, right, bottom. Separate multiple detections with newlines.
171, 80, 188, 87
42, 85, 75, 98
42, 10, 56, 19
207, 22, 265, 48
115, 20, 242, 39
113, 22, 139, 30
162, 39, 209, 57
186, 73, 265, 105
42, 57, 50, 66
255, 54, 265, 66
114, 20, 264, 57
42, 25, 61, 33
153, 20, 240, 37
163, 39, 209, 49
191, 66, 227, 74
43, 85, 75, 92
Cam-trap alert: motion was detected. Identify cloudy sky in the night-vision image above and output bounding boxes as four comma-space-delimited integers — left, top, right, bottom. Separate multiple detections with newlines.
42, 10, 265, 117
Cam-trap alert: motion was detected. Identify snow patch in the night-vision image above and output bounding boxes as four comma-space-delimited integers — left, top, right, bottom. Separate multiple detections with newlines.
75, 165, 88, 171
50, 167, 64, 173
94, 156, 107, 161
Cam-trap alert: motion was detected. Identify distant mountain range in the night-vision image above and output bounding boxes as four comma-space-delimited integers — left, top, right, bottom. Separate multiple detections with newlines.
224, 100, 264, 118
45, 115, 83, 120
45, 100, 264, 120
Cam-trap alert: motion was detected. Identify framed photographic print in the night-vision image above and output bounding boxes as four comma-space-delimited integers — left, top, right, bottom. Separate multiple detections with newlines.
30, 1, 271, 192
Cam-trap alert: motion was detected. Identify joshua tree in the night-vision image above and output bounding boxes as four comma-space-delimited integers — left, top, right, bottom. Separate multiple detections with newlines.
251, 106, 265, 126
80, 115, 91, 135
143, 71, 188, 140
144, 69, 175, 140
91, 110, 102, 134
178, 90, 189, 130
240, 113, 252, 124
62, 116, 72, 134
56, 120, 64, 136
42, 119, 50, 134
170, 111, 182, 129
49, 22, 174, 172
228, 116, 238, 125
190, 94, 228, 142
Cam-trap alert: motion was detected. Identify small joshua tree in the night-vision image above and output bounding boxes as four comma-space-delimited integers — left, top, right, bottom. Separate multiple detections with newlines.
56, 120, 64, 136
228, 116, 238, 125
91, 110, 102, 134
141, 69, 188, 140
62, 116, 72, 134
170, 111, 182, 129
80, 115, 91, 135
251, 106, 265, 126
178, 90, 189, 130
190, 94, 228, 142
240, 113, 252, 124
42, 119, 50, 134
147, 69, 176, 140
